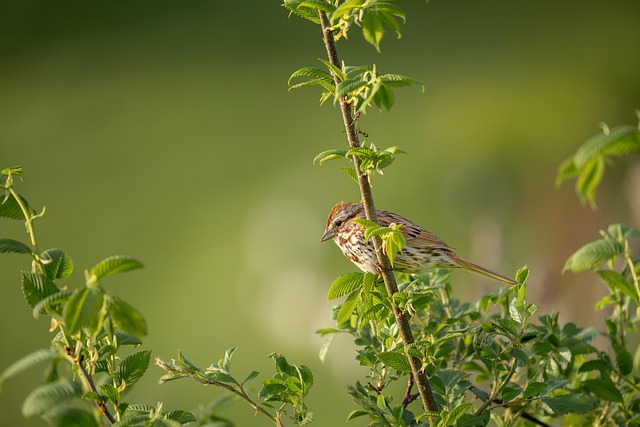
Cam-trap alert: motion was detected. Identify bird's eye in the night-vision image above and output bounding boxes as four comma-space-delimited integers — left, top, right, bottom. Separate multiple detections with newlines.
335, 220, 343, 227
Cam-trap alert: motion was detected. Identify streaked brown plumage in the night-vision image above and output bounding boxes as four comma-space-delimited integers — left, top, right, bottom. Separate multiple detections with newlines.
321, 201, 516, 285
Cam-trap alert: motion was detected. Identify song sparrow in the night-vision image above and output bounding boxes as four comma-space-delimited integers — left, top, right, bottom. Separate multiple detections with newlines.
321, 201, 516, 285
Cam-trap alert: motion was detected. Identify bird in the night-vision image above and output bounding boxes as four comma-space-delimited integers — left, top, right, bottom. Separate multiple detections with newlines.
320, 201, 516, 285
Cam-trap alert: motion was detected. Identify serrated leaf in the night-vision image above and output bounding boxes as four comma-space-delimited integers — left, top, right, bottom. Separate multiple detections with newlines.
100, 383, 120, 405
575, 157, 604, 208
21, 272, 58, 308
313, 149, 348, 165
574, 125, 639, 167
378, 352, 411, 373
22, 379, 81, 418
328, 272, 364, 300
583, 378, 623, 403
598, 270, 638, 303
41, 248, 74, 279
336, 78, 369, 98
288, 67, 332, 85
163, 409, 196, 424
337, 290, 360, 324
33, 290, 72, 318
564, 239, 624, 273
221, 347, 237, 372
379, 73, 423, 89
0, 348, 59, 384
331, 0, 365, 22
109, 297, 147, 337
523, 382, 546, 399
113, 414, 151, 427
119, 350, 151, 387
89, 255, 143, 284
114, 331, 143, 347
63, 286, 105, 335
43, 407, 100, 427
0, 238, 32, 255
541, 393, 594, 415
0, 194, 36, 220
542, 378, 569, 395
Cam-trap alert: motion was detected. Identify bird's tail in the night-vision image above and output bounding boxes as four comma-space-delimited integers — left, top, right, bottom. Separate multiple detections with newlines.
451, 254, 517, 285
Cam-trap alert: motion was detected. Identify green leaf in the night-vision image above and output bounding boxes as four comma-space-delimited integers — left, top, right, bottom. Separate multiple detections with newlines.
114, 331, 143, 347
318, 334, 336, 363
379, 73, 423, 89
328, 272, 364, 300
33, 290, 73, 318
456, 413, 487, 427
523, 382, 546, 399
313, 149, 348, 165
22, 379, 81, 418
598, 270, 638, 302
337, 290, 360, 324
241, 370, 260, 386
378, 351, 411, 373
362, 10, 384, 52
0, 194, 36, 220
615, 346, 633, 376
374, 83, 394, 111
574, 125, 639, 167
109, 297, 147, 337
100, 383, 120, 406
583, 378, 623, 403
88, 255, 144, 284
220, 347, 237, 372
43, 407, 99, 427
288, 67, 332, 85
331, 0, 364, 22
515, 266, 529, 284
575, 157, 604, 208
41, 248, 74, 279
163, 410, 196, 424
119, 350, 151, 387
556, 157, 579, 187
564, 239, 624, 273
0, 238, 32, 255
21, 272, 58, 308
0, 348, 59, 385
63, 285, 105, 335
341, 167, 358, 182
336, 78, 369, 98
113, 414, 151, 427
541, 393, 594, 415
351, 218, 378, 229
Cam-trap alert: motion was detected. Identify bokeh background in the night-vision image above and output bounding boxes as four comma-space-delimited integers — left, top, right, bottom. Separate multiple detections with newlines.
1, 1, 639, 425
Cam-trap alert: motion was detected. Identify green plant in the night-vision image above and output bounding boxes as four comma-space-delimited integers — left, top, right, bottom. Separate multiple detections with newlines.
3, 1, 640, 426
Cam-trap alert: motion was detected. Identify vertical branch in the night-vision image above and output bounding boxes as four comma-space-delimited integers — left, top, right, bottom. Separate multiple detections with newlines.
318, 11, 438, 414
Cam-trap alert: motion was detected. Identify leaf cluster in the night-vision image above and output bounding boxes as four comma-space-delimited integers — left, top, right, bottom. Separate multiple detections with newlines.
0, 168, 192, 427
284, 0, 406, 52
156, 349, 314, 425
556, 117, 640, 209
289, 61, 423, 113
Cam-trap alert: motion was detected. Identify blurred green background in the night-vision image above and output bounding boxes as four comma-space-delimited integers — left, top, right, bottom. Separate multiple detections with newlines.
1, 0, 639, 425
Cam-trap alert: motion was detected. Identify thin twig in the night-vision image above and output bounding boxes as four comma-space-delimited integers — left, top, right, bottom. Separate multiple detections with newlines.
317, 10, 438, 415
470, 385, 551, 427
66, 346, 116, 425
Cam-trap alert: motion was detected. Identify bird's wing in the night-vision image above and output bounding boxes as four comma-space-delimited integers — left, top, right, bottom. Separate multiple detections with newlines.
378, 209, 454, 251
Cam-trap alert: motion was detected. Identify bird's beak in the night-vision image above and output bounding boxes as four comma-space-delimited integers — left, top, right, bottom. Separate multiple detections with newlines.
320, 228, 335, 242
